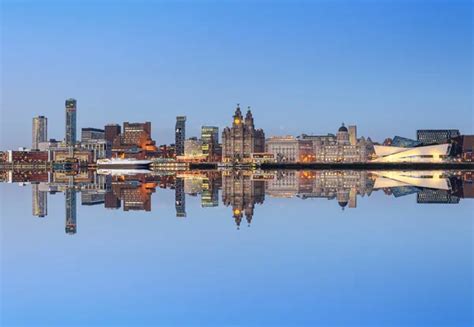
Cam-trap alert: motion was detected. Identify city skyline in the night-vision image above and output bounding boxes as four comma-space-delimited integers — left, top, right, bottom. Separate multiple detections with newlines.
2, 1, 472, 149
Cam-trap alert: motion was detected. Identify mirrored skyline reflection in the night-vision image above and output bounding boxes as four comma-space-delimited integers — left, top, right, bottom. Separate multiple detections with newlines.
1, 169, 473, 326
1, 169, 472, 233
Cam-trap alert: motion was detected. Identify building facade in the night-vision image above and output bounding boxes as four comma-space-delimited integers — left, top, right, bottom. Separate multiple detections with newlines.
32, 116, 48, 150
416, 129, 460, 145
300, 124, 371, 163
222, 105, 265, 163
65, 98, 77, 146
175, 116, 186, 156
81, 128, 105, 142
201, 126, 220, 162
265, 136, 314, 163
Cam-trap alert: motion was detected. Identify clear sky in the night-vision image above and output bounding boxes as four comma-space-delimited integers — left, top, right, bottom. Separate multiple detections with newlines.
1, 0, 472, 149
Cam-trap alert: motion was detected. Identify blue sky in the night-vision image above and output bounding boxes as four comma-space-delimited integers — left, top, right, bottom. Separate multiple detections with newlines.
1, 0, 472, 149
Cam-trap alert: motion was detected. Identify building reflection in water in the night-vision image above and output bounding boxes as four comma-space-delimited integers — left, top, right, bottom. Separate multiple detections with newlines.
1, 169, 472, 234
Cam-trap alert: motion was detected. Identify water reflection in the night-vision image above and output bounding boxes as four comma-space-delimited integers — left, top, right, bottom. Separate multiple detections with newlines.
1, 169, 472, 233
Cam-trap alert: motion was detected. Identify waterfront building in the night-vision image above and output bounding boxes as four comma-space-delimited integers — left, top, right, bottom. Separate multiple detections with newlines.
201, 126, 219, 162
175, 116, 186, 156
111, 122, 157, 158
32, 183, 47, 217
5, 150, 49, 164
65, 98, 77, 146
266, 136, 314, 163
417, 189, 460, 204
81, 128, 105, 142
184, 138, 204, 157
416, 129, 460, 145
81, 140, 108, 161
222, 170, 265, 227
32, 116, 47, 150
222, 105, 265, 163
301, 124, 371, 163
372, 143, 451, 163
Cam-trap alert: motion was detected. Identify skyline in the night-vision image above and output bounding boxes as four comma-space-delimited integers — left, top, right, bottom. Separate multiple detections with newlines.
1, 1, 473, 149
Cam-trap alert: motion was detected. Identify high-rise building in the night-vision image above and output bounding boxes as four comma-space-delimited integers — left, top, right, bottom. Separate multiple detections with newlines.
201, 126, 219, 161
222, 105, 265, 163
416, 129, 460, 145
32, 116, 47, 150
65, 188, 77, 234
175, 177, 186, 217
65, 98, 77, 146
175, 116, 186, 156
32, 183, 47, 217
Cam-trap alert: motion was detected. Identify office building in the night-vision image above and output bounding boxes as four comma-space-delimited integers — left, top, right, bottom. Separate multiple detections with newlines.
222, 105, 265, 163
65, 98, 77, 146
175, 177, 186, 217
201, 126, 219, 161
32, 116, 47, 150
65, 188, 77, 235
81, 128, 105, 142
416, 129, 460, 145
175, 116, 186, 156
105, 124, 121, 144
266, 136, 314, 163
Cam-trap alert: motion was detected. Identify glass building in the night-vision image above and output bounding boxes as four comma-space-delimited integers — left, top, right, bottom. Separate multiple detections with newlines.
65, 98, 77, 146
416, 129, 460, 145
175, 116, 186, 156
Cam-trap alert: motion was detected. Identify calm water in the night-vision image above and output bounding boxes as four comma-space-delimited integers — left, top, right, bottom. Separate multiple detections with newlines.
1, 170, 473, 327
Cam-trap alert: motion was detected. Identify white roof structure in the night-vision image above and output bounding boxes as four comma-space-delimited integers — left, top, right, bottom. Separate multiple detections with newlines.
373, 143, 451, 163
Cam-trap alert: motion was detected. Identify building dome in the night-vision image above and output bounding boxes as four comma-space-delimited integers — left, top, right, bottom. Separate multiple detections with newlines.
338, 201, 348, 208
338, 123, 348, 132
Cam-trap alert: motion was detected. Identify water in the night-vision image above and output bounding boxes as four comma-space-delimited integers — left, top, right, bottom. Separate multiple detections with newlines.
1, 170, 473, 326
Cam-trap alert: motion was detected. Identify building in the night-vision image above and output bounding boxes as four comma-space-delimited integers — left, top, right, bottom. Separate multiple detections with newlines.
65, 98, 77, 146
175, 116, 186, 156
81, 128, 105, 142
32, 116, 47, 150
52, 149, 94, 164
450, 135, 474, 162
6, 150, 49, 164
65, 188, 77, 235
32, 183, 47, 217
301, 124, 371, 163
222, 170, 265, 227
111, 122, 157, 158
105, 124, 121, 144
201, 126, 219, 162
372, 143, 451, 163
175, 177, 186, 217
416, 129, 460, 145
81, 140, 108, 161
222, 105, 265, 163
265, 136, 315, 163
348, 125, 357, 146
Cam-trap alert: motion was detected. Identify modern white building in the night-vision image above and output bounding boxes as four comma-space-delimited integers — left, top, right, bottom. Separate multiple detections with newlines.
372, 143, 451, 163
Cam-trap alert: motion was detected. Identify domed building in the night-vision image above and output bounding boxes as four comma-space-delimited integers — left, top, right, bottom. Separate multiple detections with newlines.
300, 123, 373, 162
